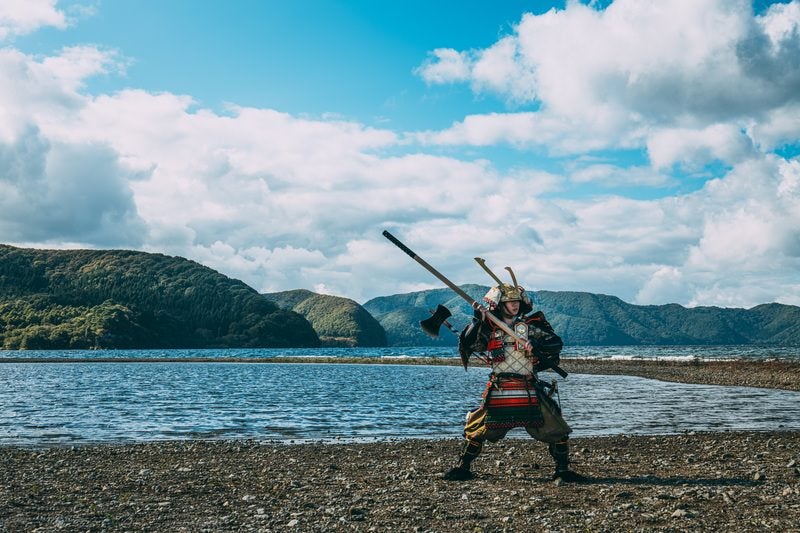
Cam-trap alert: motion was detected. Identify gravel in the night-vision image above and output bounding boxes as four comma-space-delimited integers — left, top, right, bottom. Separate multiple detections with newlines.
2, 433, 799, 531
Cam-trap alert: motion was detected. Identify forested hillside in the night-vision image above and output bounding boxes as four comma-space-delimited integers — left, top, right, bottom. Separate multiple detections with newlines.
263, 289, 387, 347
0, 245, 319, 349
537, 291, 800, 346
363, 286, 800, 346
3, 243, 797, 350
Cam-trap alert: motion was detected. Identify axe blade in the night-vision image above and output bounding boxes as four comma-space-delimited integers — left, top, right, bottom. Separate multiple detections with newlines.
419, 304, 452, 338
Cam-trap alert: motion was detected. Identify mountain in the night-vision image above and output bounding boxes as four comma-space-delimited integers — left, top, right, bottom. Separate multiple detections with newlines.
263, 289, 387, 347
362, 284, 487, 347
3, 242, 796, 350
0, 245, 319, 350
363, 286, 800, 346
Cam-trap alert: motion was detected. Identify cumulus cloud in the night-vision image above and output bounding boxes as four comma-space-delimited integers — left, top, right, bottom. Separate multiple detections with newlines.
0, 0, 66, 39
0, 44, 144, 247
0, 46, 124, 142
405, 0, 800, 307
0, 53, 517, 299
647, 123, 758, 170
629, 157, 800, 306
415, 48, 470, 84
0, 127, 146, 246
1, 1, 799, 308
461, 153, 800, 308
569, 164, 672, 188
749, 103, 800, 150
416, 0, 800, 162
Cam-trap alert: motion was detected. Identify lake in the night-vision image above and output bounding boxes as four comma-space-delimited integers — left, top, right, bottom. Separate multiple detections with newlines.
1, 346, 799, 446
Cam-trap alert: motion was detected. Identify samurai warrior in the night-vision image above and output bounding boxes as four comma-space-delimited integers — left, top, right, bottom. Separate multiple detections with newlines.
444, 265, 586, 482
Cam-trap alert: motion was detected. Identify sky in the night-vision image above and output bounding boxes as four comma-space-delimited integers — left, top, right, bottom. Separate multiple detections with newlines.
1, 0, 799, 308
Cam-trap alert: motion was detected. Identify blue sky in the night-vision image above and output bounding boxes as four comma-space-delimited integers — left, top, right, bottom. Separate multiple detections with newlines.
1, 0, 799, 307
18, 1, 544, 128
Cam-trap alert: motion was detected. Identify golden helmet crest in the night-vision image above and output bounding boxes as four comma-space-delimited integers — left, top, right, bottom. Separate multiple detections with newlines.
499, 283, 524, 302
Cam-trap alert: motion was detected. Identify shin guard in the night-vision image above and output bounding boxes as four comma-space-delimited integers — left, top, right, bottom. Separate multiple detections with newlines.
548, 438, 570, 472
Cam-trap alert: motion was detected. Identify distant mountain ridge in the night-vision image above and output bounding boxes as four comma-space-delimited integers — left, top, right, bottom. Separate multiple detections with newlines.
0, 245, 319, 349
362, 285, 800, 347
2, 243, 797, 350
263, 289, 387, 347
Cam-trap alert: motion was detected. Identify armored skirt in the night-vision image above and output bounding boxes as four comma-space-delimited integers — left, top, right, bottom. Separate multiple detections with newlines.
481, 374, 544, 429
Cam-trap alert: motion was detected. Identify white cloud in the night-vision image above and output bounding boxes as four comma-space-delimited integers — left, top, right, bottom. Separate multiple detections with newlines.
40, 45, 126, 92
415, 48, 470, 84
416, 0, 800, 164
0, 127, 145, 246
0, 0, 66, 39
634, 157, 800, 306
748, 103, 800, 151
1, 2, 799, 309
415, 109, 637, 154
569, 164, 672, 187
471, 37, 538, 103
636, 266, 690, 305
647, 124, 757, 170
0, 52, 522, 298
0, 46, 123, 142
686, 157, 800, 270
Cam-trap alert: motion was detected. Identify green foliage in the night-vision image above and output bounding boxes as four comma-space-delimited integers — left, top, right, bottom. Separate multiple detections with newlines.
264, 289, 387, 347
363, 286, 800, 347
0, 245, 319, 349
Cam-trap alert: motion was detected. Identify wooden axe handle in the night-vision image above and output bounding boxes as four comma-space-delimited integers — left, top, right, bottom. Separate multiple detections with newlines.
382, 231, 475, 304
383, 230, 568, 378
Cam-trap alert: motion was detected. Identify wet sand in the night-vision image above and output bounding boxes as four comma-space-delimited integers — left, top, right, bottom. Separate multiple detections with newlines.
562, 357, 800, 391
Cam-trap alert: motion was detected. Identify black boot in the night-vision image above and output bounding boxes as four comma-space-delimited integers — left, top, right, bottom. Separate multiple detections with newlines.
549, 439, 588, 483
443, 441, 481, 481
443, 463, 473, 481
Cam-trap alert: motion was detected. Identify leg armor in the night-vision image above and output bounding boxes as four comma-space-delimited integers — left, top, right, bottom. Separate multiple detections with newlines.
458, 439, 483, 470
549, 438, 588, 482
443, 438, 483, 481
548, 438, 570, 472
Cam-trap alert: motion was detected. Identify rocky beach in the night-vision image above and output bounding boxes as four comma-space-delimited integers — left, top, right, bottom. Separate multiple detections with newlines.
2, 358, 799, 531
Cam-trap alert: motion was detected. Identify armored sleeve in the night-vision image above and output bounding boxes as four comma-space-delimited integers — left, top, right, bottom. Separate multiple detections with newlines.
458, 318, 488, 358
526, 311, 563, 372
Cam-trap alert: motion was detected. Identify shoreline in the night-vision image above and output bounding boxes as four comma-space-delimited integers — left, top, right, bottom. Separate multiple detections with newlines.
3, 355, 800, 391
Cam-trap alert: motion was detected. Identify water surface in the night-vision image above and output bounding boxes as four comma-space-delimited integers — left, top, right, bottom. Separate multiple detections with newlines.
2, 360, 798, 446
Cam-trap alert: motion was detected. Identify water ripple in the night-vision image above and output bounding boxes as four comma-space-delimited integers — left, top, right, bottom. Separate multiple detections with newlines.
1, 362, 799, 446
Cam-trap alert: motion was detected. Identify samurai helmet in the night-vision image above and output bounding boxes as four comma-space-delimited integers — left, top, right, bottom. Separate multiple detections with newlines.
475, 257, 532, 312
499, 284, 524, 302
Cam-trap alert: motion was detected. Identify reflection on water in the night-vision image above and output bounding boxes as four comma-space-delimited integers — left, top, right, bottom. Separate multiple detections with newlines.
1, 362, 799, 446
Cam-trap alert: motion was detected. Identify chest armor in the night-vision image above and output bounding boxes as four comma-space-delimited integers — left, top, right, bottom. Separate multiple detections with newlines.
488, 321, 535, 376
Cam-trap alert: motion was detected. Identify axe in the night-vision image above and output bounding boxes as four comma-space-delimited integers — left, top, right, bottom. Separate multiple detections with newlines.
420, 304, 456, 338
421, 304, 486, 370
383, 230, 568, 378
